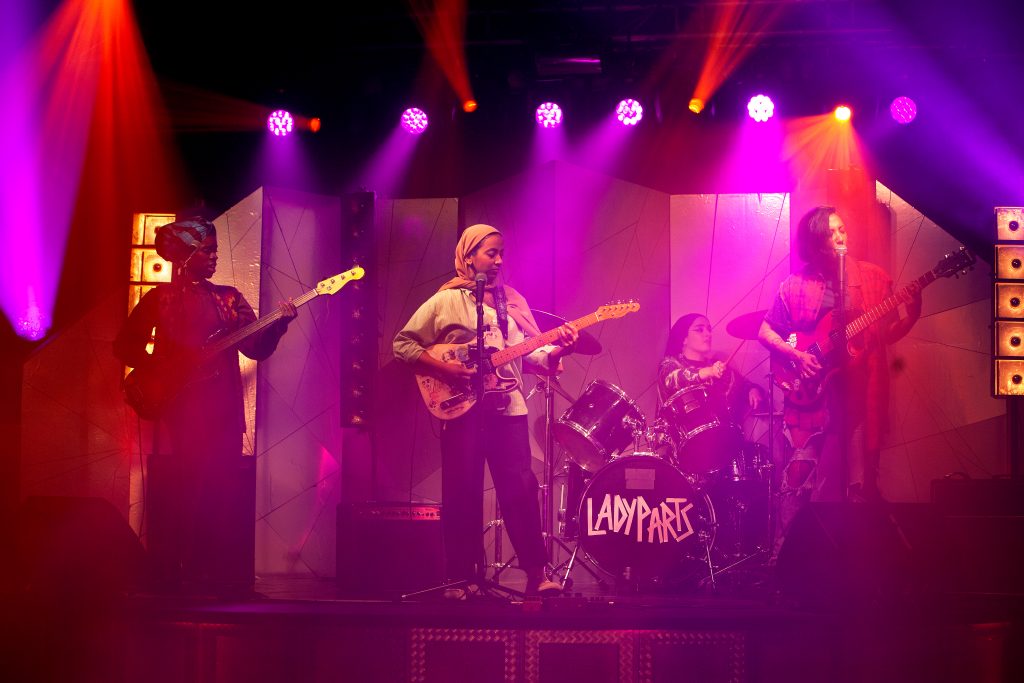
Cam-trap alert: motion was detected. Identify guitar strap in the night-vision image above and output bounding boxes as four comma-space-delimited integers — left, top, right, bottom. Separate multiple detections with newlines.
492, 285, 510, 340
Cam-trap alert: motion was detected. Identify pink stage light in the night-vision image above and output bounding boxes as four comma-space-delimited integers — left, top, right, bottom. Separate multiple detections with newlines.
267, 110, 294, 136
400, 107, 429, 134
834, 105, 852, 122
890, 96, 917, 124
746, 94, 775, 122
535, 102, 563, 129
615, 99, 644, 126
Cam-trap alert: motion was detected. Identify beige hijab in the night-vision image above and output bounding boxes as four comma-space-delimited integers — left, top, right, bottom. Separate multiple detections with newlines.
438, 224, 542, 338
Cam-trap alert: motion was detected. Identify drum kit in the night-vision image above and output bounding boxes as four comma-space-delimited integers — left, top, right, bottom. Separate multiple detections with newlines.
533, 309, 783, 592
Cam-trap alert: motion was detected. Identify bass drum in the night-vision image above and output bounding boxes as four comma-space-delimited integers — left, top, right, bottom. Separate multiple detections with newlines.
576, 456, 715, 583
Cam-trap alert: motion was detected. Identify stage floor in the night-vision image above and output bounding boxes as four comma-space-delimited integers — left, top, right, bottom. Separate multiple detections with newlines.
6, 572, 1017, 683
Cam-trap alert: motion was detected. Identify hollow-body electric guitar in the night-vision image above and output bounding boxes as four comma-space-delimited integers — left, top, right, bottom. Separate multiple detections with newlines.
123, 267, 365, 419
415, 301, 640, 420
770, 247, 975, 407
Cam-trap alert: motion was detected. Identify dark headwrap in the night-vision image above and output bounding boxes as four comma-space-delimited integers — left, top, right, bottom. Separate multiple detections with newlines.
154, 218, 216, 264
665, 312, 706, 358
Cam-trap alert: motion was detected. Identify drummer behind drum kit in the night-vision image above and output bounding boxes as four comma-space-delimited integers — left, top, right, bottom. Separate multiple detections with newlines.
549, 314, 781, 591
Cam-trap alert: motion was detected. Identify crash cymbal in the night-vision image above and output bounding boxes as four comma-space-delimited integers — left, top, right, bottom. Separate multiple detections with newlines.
532, 309, 602, 355
751, 411, 784, 418
725, 309, 768, 341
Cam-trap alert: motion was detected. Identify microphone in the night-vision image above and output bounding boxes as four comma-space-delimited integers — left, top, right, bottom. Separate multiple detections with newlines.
836, 245, 847, 313
475, 272, 487, 302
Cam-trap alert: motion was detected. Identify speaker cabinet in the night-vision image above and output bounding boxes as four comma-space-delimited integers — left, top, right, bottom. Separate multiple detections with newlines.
336, 503, 443, 597
932, 478, 1024, 596
15, 495, 147, 598
776, 503, 949, 608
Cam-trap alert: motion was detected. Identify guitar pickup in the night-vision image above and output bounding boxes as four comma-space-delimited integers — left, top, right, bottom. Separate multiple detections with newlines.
440, 393, 471, 410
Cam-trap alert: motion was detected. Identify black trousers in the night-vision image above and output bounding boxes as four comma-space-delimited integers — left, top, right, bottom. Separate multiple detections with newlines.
440, 410, 547, 580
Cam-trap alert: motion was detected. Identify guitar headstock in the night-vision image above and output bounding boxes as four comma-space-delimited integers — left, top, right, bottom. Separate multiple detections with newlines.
595, 300, 641, 320
934, 247, 976, 279
318, 266, 366, 295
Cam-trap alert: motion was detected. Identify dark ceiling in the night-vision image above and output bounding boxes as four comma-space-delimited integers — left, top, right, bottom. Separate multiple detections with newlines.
129, 0, 1024, 254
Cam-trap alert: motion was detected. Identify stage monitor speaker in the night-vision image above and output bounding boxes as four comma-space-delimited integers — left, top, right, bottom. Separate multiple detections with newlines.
931, 478, 1024, 596
336, 502, 443, 597
15, 495, 147, 599
776, 503, 949, 609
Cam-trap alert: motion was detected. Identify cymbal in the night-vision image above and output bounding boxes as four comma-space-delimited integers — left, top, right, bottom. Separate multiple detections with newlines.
532, 310, 602, 355
725, 309, 768, 341
751, 411, 784, 418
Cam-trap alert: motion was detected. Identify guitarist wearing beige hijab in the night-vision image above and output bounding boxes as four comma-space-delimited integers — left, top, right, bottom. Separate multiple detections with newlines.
394, 224, 578, 598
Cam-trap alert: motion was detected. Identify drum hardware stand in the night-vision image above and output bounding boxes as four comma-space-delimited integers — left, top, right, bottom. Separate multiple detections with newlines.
484, 501, 518, 581
531, 375, 607, 590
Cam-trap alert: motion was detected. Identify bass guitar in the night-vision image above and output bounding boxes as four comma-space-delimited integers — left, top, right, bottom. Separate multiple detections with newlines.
415, 301, 640, 420
771, 247, 975, 407
123, 266, 365, 419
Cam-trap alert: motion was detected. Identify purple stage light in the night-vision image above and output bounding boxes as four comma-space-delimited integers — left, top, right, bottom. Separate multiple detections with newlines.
400, 108, 429, 134
267, 110, 294, 137
535, 102, 563, 129
747, 95, 775, 122
16, 302, 46, 341
890, 96, 917, 124
615, 99, 643, 126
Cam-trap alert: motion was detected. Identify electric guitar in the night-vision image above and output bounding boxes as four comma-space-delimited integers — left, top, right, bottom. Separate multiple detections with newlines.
771, 247, 975, 407
123, 266, 365, 419
415, 301, 641, 420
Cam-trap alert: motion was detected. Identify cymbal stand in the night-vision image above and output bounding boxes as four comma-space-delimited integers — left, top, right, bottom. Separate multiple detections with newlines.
765, 371, 778, 553
534, 375, 606, 589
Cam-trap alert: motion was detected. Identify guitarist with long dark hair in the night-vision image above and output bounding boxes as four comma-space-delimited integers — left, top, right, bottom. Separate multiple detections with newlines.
114, 218, 296, 595
757, 206, 922, 560
393, 224, 578, 598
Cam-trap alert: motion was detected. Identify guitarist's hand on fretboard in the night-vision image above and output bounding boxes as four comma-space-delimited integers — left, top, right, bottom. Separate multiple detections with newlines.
279, 299, 298, 324
548, 323, 579, 360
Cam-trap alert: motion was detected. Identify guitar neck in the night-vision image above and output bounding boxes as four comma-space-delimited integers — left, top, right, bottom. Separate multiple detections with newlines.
203, 286, 319, 359
489, 311, 602, 367
842, 271, 934, 341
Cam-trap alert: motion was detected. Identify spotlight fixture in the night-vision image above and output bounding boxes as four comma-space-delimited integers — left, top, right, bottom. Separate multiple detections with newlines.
833, 105, 852, 122
535, 102, 563, 129
615, 99, 644, 126
889, 96, 917, 125
688, 98, 705, 114
462, 99, 478, 113
267, 110, 294, 137
400, 108, 429, 134
746, 94, 775, 122
308, 117, 322, 133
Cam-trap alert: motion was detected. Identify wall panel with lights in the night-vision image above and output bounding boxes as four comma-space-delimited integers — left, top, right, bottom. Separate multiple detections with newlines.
339, 192, 377, 428
993, 207, 1024, 396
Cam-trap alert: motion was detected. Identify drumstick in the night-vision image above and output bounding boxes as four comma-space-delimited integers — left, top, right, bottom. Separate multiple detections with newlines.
723, 342, 743, 367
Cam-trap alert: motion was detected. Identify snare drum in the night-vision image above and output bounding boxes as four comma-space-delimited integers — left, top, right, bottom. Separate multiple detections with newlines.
577, 456, 715, 582
554, 379, 645, 473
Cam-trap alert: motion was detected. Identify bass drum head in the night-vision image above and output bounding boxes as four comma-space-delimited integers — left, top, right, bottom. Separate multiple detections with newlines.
577, 456, 714, 584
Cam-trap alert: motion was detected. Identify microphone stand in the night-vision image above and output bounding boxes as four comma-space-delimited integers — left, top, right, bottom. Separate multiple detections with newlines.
835, 246, 849, 499
474, 274, 487, 402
